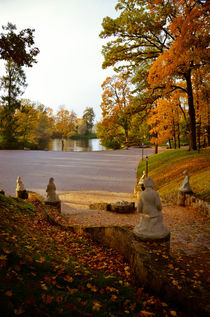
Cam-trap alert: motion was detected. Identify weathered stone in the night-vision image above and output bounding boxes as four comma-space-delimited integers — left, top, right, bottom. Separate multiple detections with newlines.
179, 170, 192, 193
16, 176, 25, 192
110, 201, 135, 213
134, 178, 170, 240
89, 201, 135, 213
45, 177, 60, 203
45, 177, 61, 212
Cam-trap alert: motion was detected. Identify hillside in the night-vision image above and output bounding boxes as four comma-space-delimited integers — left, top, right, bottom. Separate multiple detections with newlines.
137, 148, 210, 202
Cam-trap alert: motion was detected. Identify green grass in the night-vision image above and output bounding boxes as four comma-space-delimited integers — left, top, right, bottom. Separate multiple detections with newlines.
137, 148, 210, 201
0, 195, 180, 316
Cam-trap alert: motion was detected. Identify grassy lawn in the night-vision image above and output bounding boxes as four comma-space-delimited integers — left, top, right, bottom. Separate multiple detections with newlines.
0, 195, 183, 316
137, 148, 210, 201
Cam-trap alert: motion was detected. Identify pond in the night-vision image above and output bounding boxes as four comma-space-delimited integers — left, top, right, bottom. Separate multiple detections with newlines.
47, 138, 107, 152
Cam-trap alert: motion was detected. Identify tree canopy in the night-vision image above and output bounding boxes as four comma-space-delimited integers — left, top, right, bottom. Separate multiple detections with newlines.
0, 23, 39, 67
99, 0, 209, 150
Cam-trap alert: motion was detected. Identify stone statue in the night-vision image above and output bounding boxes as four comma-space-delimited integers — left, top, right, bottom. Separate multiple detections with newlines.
179, 170, 192, 193
134, 177, 170, 240
138, 170, 146, 191
45, 177, 60, 202
16, 176, 28, 199
16, 176, 24, 191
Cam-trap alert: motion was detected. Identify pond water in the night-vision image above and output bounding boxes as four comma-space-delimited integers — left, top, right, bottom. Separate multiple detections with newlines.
47, 138, 107, 152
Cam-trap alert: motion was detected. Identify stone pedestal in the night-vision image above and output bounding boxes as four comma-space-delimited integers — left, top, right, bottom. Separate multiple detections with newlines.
16, 190, 28, 199
45, 200, 61, 213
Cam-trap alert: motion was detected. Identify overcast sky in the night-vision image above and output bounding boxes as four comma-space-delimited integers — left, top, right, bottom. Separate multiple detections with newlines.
0, 0, 118, 121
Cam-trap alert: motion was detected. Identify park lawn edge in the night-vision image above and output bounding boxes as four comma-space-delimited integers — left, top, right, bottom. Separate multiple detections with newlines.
137, 148, 210, 202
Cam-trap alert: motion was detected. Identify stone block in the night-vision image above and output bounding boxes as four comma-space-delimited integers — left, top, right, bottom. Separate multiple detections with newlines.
45, 200, 61, 213
89, 202, 111, 211
110, 201, 135, 213
16, 190, 28, 199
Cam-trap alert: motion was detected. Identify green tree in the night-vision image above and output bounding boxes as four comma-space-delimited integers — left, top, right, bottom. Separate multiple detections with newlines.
0, 22, 39, 67
0, 23, 39, 148
0, 60, 27, 148
82, 107, 95, 134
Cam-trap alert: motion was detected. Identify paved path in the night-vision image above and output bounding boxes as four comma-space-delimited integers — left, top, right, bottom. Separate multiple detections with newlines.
0, 148, 156, 196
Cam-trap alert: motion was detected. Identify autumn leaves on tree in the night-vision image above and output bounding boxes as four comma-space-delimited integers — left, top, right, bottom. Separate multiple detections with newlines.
99, 0, 209, 150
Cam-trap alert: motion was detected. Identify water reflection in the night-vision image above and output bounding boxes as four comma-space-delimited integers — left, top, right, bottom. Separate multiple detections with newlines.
48, 138, 107, 152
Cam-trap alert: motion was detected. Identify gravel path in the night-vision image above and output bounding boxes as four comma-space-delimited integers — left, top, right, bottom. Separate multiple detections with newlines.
0, 147, 157, 196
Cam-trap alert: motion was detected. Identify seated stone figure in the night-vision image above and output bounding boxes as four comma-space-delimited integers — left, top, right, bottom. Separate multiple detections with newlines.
133, 177, 170, 240
45, 177, 60, 202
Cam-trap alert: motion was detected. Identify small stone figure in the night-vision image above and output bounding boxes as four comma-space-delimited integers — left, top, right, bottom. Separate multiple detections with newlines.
45, 177, 61, 212
179, 170, 192, 193
133, 177, 170, 240
138, 170, 146, 191
45, 177, 60, 202
16, 176, 25, 191
16, 176, 28, 199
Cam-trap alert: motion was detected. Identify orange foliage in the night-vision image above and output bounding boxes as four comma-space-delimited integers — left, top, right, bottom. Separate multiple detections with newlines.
148, 0, 209, 88
100, 74, 133, 141
148, 93, 185, 146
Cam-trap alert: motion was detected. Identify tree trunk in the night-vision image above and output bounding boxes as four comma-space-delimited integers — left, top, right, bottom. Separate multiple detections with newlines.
177, 122, 181, 148
197, 119, 201, 151
155, 144, 158, 154
184, 69, 197, 150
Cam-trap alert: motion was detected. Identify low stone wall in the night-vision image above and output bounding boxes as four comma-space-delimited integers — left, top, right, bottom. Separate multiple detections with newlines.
89, 201, 136, 213
70, 225, 209, 316
179, 192, 210, 216
160, 192, 210, 217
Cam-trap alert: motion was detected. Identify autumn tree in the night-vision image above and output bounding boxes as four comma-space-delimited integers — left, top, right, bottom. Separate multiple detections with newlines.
15, 100, 54, 149
193, 68, 209, 148
96, 120, 124, 149
55, 108, 76, 139
148, 0, 209, 150
100, 74, 133, 145
147, 95, 186, 151
82, 107, 95, 134
100, 0, 209, 150
75, 118, 87, 136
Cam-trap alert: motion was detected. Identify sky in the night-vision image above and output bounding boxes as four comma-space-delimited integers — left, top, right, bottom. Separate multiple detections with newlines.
0, 0, 118, 121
